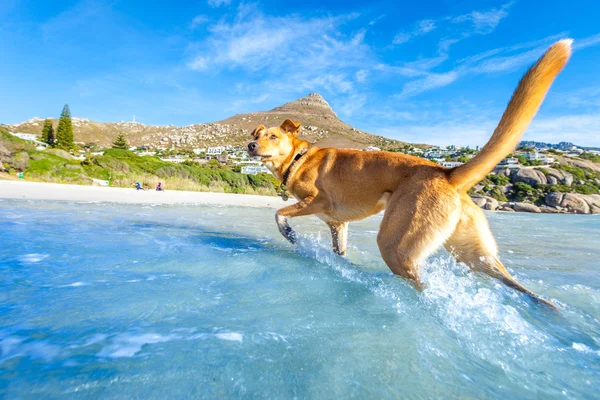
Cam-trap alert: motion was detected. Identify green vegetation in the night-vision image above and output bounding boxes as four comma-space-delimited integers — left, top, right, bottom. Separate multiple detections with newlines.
41, 119, 55, 146
56, 104, 75, 150
80, 149, 278, 194
112, 133, 129, 149
1, 127, 278, 194
579, 153, 600, 163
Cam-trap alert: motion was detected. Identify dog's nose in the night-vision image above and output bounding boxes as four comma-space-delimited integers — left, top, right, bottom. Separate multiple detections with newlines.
248, 142, 258, 152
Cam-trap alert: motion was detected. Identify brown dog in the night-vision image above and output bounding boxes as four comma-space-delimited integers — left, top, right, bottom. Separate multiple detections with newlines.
248, 40, 572, 307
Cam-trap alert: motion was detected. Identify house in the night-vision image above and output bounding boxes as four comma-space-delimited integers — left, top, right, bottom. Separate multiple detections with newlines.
206, 146, 226, 155
241, 165, 271, 175
193, 148, 206, 155
364, 146, 381, 151
495, 157, 521, 169
439, 161, 464, 168
524, 151, 555, 164
10, 132, 38, 141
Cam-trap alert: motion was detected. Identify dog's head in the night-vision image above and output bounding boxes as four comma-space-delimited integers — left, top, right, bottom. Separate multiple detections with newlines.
247, 119, 301, 167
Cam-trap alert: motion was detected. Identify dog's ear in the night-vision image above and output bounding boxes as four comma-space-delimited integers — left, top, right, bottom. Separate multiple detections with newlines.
250, 125, 265, 138
280, 119, 301, 135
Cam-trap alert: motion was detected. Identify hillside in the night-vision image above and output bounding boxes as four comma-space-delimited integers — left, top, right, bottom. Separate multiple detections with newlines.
5, 93, 402, 150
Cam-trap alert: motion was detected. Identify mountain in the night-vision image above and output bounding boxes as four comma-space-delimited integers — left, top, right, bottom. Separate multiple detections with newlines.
5, 93, 402, 150
519, 141, 600, 151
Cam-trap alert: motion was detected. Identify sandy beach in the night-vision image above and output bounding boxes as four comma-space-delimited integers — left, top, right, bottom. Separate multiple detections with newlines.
0, 180, 283, 208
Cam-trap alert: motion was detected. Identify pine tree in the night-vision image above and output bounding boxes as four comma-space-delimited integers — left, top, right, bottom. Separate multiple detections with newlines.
112, 132, 129, 149
41, 119, 55, 146
56, 104, 75, 150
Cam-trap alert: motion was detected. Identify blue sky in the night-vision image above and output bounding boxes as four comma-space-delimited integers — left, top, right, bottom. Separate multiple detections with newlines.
1, 0, 599, 147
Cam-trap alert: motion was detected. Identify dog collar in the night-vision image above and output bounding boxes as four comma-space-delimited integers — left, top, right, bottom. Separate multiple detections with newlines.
281, 149, 307, 187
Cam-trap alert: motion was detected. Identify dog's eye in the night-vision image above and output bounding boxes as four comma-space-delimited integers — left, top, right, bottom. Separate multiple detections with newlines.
270, 135, 278, 140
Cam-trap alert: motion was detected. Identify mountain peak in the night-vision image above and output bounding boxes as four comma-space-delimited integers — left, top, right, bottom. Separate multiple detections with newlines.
271, 92, 337, 118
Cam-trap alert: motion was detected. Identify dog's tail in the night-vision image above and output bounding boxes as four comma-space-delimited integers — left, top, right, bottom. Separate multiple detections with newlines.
447, 39, 572, 192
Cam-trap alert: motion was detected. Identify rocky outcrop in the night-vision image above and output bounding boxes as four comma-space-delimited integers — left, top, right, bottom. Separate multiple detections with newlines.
11, 152, 29, 171
512, 202, 542, 213
512, 168, 547, 186
561, 193, 590, 214
471, 196, 498, 210
587, 194, 600, 214
47, 149, 73, 160
539, 206, 562, 213
544, 167, 573, 186
545, 192, 564, 207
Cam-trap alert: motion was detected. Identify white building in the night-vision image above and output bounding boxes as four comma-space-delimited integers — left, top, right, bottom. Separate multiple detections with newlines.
364, 146, 381, 151
241, 165, 271, 175
524, 151, 555, 164
11, 132, 38, 141
439, 161, 464, 168
193, 148, 207, 155
207, 146, 226, 155
496, 157, 520, 169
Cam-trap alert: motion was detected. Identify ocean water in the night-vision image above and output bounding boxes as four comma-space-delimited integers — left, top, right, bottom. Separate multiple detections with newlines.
0, 199, 599, 399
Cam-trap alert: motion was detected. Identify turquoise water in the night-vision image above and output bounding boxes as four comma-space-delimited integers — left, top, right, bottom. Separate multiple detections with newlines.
1, 199, 599, 399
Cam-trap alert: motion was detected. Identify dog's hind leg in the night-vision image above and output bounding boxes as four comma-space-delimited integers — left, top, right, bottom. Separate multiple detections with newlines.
327, 221, 349, 256
444, 198, 555, 308
377, 181, 461, 291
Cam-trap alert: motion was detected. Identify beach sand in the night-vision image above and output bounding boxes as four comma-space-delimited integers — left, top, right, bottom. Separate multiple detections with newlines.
0, 180, 283, 209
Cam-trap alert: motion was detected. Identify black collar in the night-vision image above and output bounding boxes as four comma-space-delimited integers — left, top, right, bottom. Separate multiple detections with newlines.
281, 150, 307, 187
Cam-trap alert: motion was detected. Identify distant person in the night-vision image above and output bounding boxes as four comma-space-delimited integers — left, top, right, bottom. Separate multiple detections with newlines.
134, 182, 144, 191
156, 182, 163, 191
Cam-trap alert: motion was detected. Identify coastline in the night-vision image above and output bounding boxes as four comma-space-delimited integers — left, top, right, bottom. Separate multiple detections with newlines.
1, 180, 597, 214
0, 180, 283, 209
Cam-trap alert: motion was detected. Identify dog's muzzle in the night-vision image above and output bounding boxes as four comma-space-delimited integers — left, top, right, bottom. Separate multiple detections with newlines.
248, 142, 258, 154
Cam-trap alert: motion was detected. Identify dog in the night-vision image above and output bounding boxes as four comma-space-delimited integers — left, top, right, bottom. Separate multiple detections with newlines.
247, 40, 572, 308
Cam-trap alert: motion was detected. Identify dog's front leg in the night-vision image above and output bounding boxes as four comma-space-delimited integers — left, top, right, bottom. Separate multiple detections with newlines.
275, 195, 331, 244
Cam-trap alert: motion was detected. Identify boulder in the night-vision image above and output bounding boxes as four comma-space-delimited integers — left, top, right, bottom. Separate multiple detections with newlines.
545, 192, 564, 208
470, 196, 498, 210
560, 193, 590, 214
583, 194, 600, 214
539, 206, 561, 214
499, 206, 515, 212
11, 151, 29, 171
562, 172, 573, 186
482, 197, 499, 211
0, 142, 10, 163
547, 176, 558, 185
470, 196, 486, 208
46, 148, 73, 160
512, 168, 547, 186
512, 202, 541, 213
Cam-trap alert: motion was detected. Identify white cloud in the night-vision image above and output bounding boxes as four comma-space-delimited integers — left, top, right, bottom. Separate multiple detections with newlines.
574, 33, 600, 50
393, 19, 436, 44
392, 31, 600, 99
355, 70, 368, 83
398, 70, 460, 98
451, 2, 512, 34
338, 94, 367, 117
207, 0, 231, 7
187, 56, 209, 70
189, 5, 366, 72
190, 15, 209, 28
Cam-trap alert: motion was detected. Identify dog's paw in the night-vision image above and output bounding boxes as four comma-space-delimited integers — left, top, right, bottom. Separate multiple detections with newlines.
276, 213, 297, 244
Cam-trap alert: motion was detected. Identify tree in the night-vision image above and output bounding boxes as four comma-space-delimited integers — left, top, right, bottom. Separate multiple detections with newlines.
56, 104, 75, 150
41, 119, 55, 146
112, 132, 129, 149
